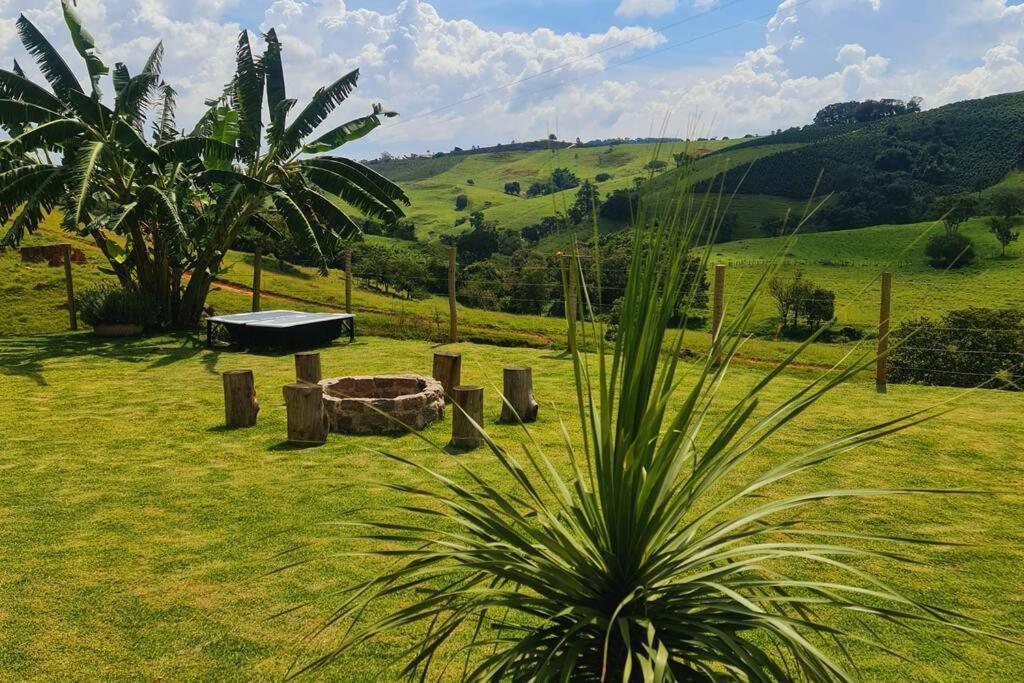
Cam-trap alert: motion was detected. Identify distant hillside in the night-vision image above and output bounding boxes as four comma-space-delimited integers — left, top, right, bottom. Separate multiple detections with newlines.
361, 139, 740, 239
686, 91, 1024, 229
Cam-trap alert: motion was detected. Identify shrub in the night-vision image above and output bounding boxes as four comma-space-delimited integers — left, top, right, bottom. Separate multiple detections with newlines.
454, 194, 469, 211
76, 285, 156, 327
310, 190, 988, 679
890, 307, 1024, 389
594, 172, 612, 182
644, 158, 669, 171
925, 232, 975, 268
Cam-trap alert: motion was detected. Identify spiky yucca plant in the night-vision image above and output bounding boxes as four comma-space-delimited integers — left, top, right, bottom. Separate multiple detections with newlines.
291, 171, 997, 679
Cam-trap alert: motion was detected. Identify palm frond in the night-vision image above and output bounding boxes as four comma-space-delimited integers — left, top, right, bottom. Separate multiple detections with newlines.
232, 30, 264, 162
301, 102, 397, 154
0, 69, 65, 110
272, 190, 327, 268
261, 29, 287, 116
4, 117, 86, 153
60, 0, 108, 98
115, 72, 160, 129
0, 98, 61, 130
281, 69, 359, 158
16, 13, 83, 97
152, 83, 177, 144
0, 164, 64, 246
70, 139, 104, 225
142, 41, 164, 77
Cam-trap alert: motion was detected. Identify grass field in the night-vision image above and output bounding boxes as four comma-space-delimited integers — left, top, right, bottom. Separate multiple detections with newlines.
0, 333, 1021, 680
708, 217, 1024, 327
383, 140, 745, 238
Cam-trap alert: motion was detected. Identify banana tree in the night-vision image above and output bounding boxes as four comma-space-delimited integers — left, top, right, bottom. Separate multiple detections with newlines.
0, 3, 407, 328
173, 27, 409, 325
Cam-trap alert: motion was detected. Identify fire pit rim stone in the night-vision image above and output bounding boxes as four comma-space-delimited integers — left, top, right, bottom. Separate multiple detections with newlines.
318, 374, 445, 434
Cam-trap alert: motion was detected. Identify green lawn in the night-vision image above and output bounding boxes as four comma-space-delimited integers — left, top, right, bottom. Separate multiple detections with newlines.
708, 218, 1024, 327
0, 333, 1021, 680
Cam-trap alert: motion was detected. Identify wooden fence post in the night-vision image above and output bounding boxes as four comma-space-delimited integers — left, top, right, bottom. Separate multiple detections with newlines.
223, 370, 259, 428
566, 255, 579, 354
712, 264, 725, 344
344, 248, 353, 314
876, 271, 892, 393
283, 382, 328, 446
448, 247, 458, 343
251, 245, 262, 313
295, 351, 322, 384
499, 366, 538, 423
432, 351, 461, 401
62, 244, 77, 331
449, 385, 484, 450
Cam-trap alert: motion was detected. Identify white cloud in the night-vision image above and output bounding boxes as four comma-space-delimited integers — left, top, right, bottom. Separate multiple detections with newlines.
1, 0, 1024, 154
936, 43, 1024, 102
836, 43, 867, 65
615, 0, 678, 18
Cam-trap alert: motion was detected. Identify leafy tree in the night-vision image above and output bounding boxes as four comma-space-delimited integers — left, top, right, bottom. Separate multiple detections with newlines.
925, 232, 975, 269
759, 215, 788, 238
599, 189, 637, 222
0, 7, 406, 327
768, 271, 834, 329
672, 151, 695, 166
567, 180, 600, 225
551, 166, 579, 191
503, 181, 520, 195
455, 211, 520, 264
988, 190, 1023, 255
934, 195, 976, 234
644, 159, 668, 171
594, 172, 612, 182
454, 193, 469, 211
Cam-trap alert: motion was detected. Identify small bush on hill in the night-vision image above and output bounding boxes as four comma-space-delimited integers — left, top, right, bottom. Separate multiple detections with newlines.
77, 285, 157, 327
768, 271, 835, 329
594, 172, 612, 182
925, 232, 975, 269
503, 181, 521, 195
890, 308, 1024, 390
454, 194, 469, 211
644, 159, 669, 171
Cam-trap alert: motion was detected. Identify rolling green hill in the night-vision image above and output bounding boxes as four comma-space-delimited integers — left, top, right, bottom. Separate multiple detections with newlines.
679, 91, 1024, 230
366, 139, 740, 238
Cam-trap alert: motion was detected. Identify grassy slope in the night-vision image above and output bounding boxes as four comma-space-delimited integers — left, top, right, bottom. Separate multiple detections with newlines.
0, 333, 1021, 680
392, 140, 741, 238
708, 217, 1024, 326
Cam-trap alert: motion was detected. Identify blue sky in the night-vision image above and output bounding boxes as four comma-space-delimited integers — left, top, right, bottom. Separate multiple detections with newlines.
2, 1, 1023, 157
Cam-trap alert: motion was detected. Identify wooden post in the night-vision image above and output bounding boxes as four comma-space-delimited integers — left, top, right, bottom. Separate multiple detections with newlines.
712, 264, 725, 344
448, 246, 458, 343
566, 255, 579, 354
432, 351, 462, 401
499, 366, 538, 423
449, 385, 484, 450
294, 351, 322, 384
283, 382, 328, 446
876, 271, 892, 394
62, 244, 77, 331
223, 370, 259, 428
251, 245, 262, 312
344, 248, 353, 314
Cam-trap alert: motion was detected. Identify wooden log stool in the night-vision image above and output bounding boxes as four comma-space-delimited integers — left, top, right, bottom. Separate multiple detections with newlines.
283, 382, 329, 446
449, 385, 484, 450
432, 351, 461, 402
223, 369, 259, 428
499, 366, 538, 423
294, 351, 322, 384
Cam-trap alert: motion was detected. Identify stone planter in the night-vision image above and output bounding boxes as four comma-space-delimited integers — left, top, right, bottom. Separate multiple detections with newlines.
319, 374, 445, 435
91, 323, 145, 337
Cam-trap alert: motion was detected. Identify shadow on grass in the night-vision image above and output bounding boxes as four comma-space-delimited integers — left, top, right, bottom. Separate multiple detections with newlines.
0, 331, 235, 385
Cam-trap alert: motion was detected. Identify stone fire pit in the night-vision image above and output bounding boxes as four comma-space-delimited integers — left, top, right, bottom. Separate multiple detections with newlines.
319, 375, 445, 435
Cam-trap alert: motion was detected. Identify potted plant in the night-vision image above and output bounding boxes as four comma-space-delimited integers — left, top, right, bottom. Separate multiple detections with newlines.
76, 285, 156, 337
